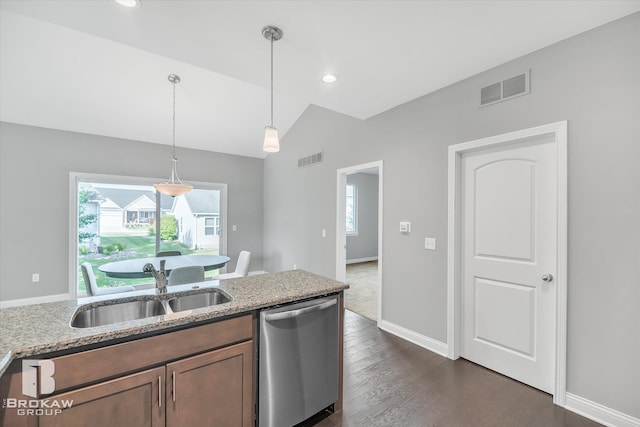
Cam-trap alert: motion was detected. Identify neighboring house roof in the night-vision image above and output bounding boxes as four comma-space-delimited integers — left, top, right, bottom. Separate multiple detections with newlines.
93, 187, 173, 210
182, 189, 220, 215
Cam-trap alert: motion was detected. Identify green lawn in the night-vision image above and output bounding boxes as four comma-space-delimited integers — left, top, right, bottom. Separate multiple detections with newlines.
78, 235, 218, 291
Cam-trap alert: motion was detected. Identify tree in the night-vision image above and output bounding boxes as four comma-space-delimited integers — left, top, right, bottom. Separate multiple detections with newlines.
160, 215, 178, 241
78, 188, 98, 243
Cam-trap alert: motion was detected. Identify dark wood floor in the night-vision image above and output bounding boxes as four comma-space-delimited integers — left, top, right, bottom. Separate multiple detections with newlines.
315, 310, 601, 427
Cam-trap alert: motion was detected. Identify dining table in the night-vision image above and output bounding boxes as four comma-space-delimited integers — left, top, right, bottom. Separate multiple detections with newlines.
98, 254, 231, 279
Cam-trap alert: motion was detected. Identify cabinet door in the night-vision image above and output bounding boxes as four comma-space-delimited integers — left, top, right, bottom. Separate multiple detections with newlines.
39, 366, 165, 427
166, 341, 253, 427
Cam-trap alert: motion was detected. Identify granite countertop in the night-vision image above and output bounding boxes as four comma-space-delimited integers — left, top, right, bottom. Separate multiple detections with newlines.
0, 270, 348, 378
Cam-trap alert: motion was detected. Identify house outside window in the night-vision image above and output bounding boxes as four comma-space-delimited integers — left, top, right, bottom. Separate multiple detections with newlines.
73, 174, 226, 296
346, 184, 358, 235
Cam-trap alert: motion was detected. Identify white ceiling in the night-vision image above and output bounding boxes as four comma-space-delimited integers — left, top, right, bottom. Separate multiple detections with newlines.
1, 1, 638, 158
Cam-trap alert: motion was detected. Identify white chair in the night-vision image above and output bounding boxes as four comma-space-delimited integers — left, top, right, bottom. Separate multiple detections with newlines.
215, 251, 251, 279
168, 265, 205, 286
81, 262, 135, 296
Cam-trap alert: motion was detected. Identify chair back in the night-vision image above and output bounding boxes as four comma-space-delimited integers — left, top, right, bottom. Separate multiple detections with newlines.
81, 262, 100, 296
156, 251, 181, 257
81, 262, 136, 296
235, 251, 251, 277
168, 265, 205, 286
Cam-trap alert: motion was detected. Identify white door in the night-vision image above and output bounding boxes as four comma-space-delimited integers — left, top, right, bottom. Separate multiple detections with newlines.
461, 136, 557, 393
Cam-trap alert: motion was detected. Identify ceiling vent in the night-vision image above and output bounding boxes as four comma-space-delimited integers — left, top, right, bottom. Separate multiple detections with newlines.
298, 151, 324, 168
480, 70, 530, 107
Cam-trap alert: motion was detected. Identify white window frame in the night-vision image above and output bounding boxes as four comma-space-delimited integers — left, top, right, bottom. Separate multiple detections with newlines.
346, 183, 358, 236
69, 172, 227, 298
204, 217, 217, 236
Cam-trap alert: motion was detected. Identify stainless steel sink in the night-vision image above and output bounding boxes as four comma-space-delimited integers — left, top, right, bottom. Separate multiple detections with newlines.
71, 288, 232, 328
71, 299, 166, 328
168, 289, 231, 312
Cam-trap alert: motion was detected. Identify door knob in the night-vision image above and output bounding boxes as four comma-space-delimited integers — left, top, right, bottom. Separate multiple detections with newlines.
542, 274, 554, 282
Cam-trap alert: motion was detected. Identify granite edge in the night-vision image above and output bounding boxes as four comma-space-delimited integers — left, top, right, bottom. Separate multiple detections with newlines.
0, 270, 348, 378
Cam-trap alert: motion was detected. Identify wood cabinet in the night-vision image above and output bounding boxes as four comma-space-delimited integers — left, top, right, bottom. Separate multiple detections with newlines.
166, 341, 253, 427
0, 315, 254, 427
38, 367, 165, 427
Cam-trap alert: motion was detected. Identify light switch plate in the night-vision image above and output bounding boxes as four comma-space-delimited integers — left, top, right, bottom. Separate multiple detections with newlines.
425, 237, 436, 250
400, 222, 411, 233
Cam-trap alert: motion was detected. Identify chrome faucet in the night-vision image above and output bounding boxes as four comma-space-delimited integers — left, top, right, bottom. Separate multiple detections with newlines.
143, 260, 167, 293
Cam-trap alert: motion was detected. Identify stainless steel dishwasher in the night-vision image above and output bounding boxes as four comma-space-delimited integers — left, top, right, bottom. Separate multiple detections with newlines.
259, 294, 339, 427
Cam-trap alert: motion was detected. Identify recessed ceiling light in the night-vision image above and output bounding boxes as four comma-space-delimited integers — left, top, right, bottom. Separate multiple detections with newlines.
115, 0, 141, 8
322, 74, 338, 84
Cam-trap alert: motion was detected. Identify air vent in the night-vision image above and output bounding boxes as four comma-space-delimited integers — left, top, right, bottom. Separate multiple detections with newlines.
298, 151, 324, 168
480, 70, 530, 107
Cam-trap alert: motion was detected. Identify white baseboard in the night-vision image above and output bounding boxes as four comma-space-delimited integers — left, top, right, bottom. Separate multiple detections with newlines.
0, 293, 71, 308
346, 256, 378, 265
378, 319, 448, 357
565, 392, 640, 427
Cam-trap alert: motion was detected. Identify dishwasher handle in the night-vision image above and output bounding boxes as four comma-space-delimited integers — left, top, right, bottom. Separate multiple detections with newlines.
264, 298, 337, 322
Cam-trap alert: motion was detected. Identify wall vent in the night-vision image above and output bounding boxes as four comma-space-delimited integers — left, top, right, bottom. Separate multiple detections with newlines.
298, 151, 324, 168
480, 70, 530, 107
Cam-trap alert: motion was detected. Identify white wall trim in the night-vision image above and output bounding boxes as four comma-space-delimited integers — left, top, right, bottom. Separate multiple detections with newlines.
565, 393, 640, 427
379, 320, 448, 358
0, 293, 71, 309
346, 256, 378, 264
447, 121, 568, 405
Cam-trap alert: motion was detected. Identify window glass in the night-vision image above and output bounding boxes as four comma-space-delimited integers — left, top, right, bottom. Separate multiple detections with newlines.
346, 184, 357, 235
76, 178, 224, 294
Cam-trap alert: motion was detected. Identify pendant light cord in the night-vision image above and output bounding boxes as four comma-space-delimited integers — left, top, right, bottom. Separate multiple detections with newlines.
172, 80, 177, 158
270, 33, 274, 127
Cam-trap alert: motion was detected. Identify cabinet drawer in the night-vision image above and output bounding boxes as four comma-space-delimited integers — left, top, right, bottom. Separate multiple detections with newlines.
50, 314, 252, 392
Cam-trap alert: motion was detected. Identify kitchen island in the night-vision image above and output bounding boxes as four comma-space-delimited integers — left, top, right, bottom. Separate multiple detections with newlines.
0, 270, 347, 426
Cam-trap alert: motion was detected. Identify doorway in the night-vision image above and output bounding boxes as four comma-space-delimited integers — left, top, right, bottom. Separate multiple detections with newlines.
447, 122, 567, 404
336, 161, 383, 323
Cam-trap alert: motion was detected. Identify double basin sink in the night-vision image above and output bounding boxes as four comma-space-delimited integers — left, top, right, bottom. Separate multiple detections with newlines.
70, 288, 231, 328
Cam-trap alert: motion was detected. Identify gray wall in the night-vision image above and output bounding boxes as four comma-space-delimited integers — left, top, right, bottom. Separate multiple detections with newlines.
263, 13, 640, 417
0, 122, 264, 301
346, 172, 378, 262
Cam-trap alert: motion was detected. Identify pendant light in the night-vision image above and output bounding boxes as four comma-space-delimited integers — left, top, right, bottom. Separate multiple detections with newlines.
262, 25, 283, 153
154, 74, 193, 197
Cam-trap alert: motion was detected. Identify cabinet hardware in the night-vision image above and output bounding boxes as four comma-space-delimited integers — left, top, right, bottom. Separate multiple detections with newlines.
172, 371, 176, 402
158, 376, 162, 408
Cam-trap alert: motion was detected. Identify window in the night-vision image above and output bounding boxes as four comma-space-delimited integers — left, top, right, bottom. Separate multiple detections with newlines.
73, 173, 226, 296
204, 217, 219, 236
346, 183, 358, 235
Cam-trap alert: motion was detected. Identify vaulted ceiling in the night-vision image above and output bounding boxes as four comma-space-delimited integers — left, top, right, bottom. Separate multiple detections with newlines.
1, 1, 638, 158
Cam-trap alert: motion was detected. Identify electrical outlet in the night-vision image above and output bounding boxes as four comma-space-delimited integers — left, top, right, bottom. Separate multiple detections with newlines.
322, 229, 326, 238
232, 225, 237, 232
32, 273, 40, 283
424, 238, 436, 250
400, 222, 411, 233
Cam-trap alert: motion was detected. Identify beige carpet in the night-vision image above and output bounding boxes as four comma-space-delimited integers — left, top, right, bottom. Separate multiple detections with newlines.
344, 261, 378, 321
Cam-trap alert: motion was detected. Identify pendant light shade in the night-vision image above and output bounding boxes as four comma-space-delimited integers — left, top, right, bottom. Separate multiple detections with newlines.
263, 126, 280, 153
154, 74, 193, 197
262, 25, 283, 153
